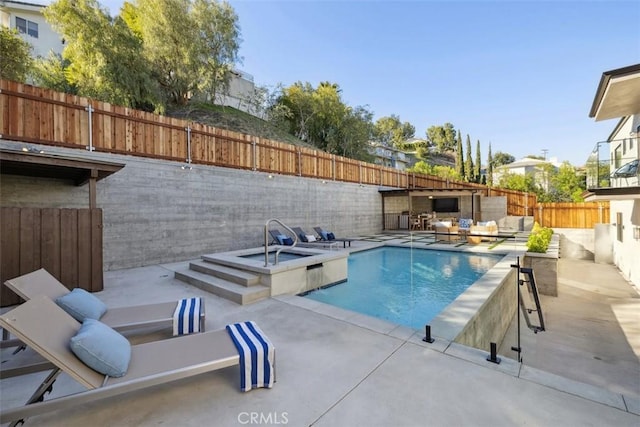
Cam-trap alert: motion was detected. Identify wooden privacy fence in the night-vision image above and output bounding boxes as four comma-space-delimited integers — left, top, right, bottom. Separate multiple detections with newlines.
2, 79, 603, 226
534, 202, 610, 228
1, 79, 416, 185
0, 207, 103, 307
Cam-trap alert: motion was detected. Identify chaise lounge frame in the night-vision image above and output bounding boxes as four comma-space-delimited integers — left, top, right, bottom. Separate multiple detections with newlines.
0, 295, 265, 425
4, 268, 206, 335
1, 268, 205, 378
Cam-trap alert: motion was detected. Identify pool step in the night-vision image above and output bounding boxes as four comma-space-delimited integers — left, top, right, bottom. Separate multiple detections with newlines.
174, 267, 270, 305
190, 259, 260, 287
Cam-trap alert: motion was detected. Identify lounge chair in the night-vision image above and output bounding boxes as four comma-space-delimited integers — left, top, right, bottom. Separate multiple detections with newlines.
0, 295, 275, 425
292, 227, 338, 249
1, 268, 205, 378
4, 268, 205, 334
268, 229, 294, 246
313, 227, 354, 248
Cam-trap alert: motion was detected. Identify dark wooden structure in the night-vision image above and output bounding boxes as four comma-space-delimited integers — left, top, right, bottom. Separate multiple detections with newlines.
0, 149, 124, 306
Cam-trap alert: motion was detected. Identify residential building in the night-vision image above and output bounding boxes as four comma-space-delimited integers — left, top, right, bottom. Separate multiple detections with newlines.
584, 63, 640, 287
369, 142, 410, 170
212, 69, 265, 119
0, 1, 64, 58
493, 156, 561, 191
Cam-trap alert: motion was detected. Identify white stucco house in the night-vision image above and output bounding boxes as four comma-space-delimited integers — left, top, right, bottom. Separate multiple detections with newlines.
493, 156, 561, 191
585, 63, 640, 287
0, 0, 64, 58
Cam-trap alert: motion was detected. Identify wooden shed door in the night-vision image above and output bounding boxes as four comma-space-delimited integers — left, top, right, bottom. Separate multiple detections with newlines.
1, 207, 103, 307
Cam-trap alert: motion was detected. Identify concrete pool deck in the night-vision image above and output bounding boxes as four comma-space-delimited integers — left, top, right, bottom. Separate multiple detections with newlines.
1, 244, 639, 425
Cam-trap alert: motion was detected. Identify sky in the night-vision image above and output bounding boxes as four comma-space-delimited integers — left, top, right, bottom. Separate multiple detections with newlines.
51, 0, 640, 166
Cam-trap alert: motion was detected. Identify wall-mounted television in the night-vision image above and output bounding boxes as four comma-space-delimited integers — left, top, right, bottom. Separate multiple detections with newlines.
433, 197, 459, 213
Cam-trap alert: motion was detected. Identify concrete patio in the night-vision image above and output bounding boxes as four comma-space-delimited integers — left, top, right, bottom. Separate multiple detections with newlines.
1, 245, 639, 426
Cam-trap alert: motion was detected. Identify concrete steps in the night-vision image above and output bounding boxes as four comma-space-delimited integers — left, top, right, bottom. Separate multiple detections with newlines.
190, 259, 260, 287
175, 266, 270, 305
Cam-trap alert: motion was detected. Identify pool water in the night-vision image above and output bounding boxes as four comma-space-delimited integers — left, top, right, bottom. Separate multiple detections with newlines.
304, 247, 503, 329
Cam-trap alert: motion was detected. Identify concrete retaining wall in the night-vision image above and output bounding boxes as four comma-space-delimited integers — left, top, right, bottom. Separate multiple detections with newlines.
0, 141, 383, 270
431, 253, 519, 352
479, 196, 507, 222
555, 228, 595, 260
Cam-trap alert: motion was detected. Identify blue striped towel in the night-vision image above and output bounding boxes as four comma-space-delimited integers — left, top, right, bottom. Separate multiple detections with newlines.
226, 321, 275, 391
172, 297, 201, 336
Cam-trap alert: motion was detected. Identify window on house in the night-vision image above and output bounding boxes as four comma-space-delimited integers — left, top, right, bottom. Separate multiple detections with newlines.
614, 144, 622, 168
16, 17, 26, 33
27, 20, 38, 38
15, 16, 38, 38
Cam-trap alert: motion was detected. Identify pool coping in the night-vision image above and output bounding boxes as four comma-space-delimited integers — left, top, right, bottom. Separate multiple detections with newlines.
201, 245, 348, 275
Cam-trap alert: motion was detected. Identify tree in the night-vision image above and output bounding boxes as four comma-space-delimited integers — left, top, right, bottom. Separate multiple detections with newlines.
331, 105, 374, 161
45, 0, 159, 110
487, 143, 494, 187
464, 134, 473, 182
545, 162, 586, 202
278, 81, 316, 140
274, 81, 373, 160
372, 115, 415, 147
191, 0, 241, 103
131, 0, 199, 105
0, 27, 32, 82
408, 161, 461, 181
474, 140, 482, 183
426, 123, 456, 153
493, 151, 516, 166
31, 52, 77, 94
455, 131, 464, 178
497, 171, 539, 194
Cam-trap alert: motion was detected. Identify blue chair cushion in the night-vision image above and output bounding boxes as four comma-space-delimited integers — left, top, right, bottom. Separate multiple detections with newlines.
320, 231, 329, 240
55, 288, 108, 322
327, 232, 335, 240
282, 237, 294, 245
276, 234, 287, 245
298, 233, 308, 242
70, 319, 131, 377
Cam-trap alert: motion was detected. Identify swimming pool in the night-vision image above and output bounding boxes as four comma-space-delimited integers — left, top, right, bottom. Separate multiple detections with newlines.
304, 247, 503, 329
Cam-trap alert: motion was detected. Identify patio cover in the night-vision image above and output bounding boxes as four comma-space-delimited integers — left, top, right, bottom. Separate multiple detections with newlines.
0, 148, 125, 208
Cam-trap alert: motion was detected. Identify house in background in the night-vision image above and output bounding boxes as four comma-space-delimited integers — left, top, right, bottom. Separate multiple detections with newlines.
584, 63, 640, 287
0, 0, 64, 58
369, 142, 410, 170
493, 156, 561, 191
211, 69, 266, 119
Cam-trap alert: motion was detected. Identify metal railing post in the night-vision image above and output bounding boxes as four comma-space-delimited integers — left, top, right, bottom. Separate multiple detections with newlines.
252, 138, 257, 171
185, 126, 192, 166
85, 104, 94, 151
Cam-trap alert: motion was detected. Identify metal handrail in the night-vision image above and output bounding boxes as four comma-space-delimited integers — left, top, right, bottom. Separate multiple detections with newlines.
264, 219, 298, 266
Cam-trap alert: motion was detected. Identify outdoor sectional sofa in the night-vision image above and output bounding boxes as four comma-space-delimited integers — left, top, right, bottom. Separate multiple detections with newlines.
468, 221, 499, 243
432, 221, 460, 242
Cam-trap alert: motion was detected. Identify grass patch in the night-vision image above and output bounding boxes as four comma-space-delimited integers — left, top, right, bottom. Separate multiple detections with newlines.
488, 238, 507, 250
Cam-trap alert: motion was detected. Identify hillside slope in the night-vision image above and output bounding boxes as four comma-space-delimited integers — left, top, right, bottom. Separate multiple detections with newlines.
168, 103, 313, 148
